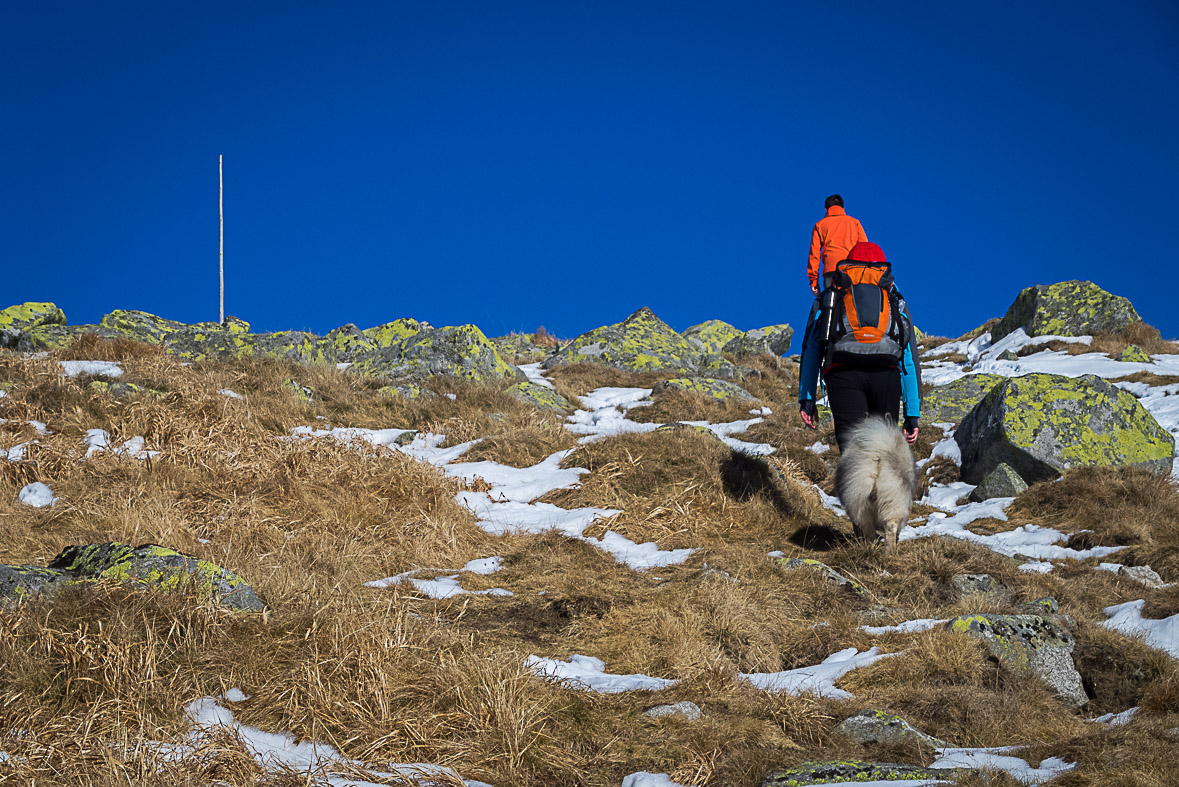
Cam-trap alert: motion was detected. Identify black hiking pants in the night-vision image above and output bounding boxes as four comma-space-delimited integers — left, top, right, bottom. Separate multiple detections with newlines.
824, 366, 901, 451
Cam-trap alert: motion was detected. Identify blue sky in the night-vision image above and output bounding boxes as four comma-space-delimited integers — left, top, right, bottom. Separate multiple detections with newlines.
4, 1, 1178, 349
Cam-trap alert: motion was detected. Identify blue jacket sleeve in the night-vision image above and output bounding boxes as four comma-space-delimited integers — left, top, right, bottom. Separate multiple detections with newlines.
798, 301, 823, 403
897, 297, 922, 418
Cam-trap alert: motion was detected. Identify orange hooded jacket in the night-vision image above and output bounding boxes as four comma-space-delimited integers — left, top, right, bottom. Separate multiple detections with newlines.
807, 206, 868, 292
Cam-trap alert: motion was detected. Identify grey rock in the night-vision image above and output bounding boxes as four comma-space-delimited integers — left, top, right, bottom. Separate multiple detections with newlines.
682, 320, 742, 354
0, 302, 67, 347
968, 462, 1029, 502
644, 701, 702, 721
1117, 565, 1166, 589
1117, 344, 1153, 364
0, 565, 82, 604
723, 324, 794, 358
761, 760, 968, 786
951, 574, 1015, 604
955, 373, 1175, 484
992, 280, 1141, 341
507, 381, 571, 412
776, 557, 866, 595
921, 374, 1005, 425
834, 710, 948, 750
945, 613, 1087, 706
351, 323, 519, 382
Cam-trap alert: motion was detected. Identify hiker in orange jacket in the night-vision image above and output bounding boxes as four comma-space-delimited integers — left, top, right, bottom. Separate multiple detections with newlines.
808, 194, 868, 294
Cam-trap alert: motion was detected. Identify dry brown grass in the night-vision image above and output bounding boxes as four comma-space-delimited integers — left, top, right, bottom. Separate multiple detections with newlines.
1017, 321, 1179, 359
2, 341, 1179, 785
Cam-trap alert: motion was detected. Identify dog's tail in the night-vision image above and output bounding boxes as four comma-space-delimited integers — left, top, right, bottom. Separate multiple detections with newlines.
835, 415, 916, 534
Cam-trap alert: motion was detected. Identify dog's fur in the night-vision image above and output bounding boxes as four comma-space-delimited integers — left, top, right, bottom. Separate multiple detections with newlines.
834, 415, 918, 551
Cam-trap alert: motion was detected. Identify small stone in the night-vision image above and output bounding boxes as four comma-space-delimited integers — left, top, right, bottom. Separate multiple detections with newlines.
834, 709, 949, 750
1118, 565, 1166, 589
643, 701, 702, 721
997, 349, 1019, 361
777, 557, 866, 595
1116, 344, 1152, 364
951, 573, 1015, 604
968, 463, 1028, 502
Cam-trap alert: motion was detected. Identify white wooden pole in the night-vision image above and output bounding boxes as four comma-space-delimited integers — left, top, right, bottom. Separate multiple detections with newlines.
219, 155, 225, 324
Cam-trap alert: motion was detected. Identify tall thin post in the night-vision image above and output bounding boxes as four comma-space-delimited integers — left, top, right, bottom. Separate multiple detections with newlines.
219, 155, 225, 324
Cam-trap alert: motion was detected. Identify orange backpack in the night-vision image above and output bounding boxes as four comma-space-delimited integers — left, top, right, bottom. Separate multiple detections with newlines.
820, 260, 906, 366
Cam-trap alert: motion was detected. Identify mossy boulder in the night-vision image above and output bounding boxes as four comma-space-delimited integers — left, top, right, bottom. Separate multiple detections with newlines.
653, 377, 757, 402
945, 613, 1087, 706
0, 302, 67, 347
543, 307, 740, 378
99, 309, 188, 344
16, 324, 111, 351
1116, 344, 1152, 363
968, 462, 1028, 502
321, 324, 374, 363
992, 281, 1140, 342
922, 373, 1005, 425
352, 324, 519, 382
723, 324, 794, 357
47, 542, 263, 612
682, 319, 743, 354
761, 760, 964, 786
0, 565, 83, 605
508, 381, 571, 412
955, 373, 1174, 484
363, 318, 431, 349
491, 333, 552, 364
834, 710, 948, 751
776, 557, 866, 595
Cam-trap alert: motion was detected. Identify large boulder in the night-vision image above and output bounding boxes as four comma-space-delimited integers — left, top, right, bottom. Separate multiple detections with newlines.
17, 324, 110, 351
0, 302, 67, 348
955, 373, 1174, 484
991, 281, 1140, 342
320, 324, 374, 363
47, 542, 263, 611
543, 307, 740, 377
682, 319, 743, 354
99, 309, 188, 344
723, 324, 794, 357
945, 614, 1087, 706
363, 318, 431, 349
922, 373, 1005, 424
352, 324, 519, 382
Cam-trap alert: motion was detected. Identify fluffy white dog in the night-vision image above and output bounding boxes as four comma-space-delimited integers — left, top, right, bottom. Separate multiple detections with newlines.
834, 415, 917, 551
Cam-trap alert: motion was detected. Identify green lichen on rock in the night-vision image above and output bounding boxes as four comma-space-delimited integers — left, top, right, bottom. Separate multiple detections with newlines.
47, 542, 263, 612
1116, 344, 1152, 363
0, 564, 83, 605
945, 613, 1086, 706
922, 373, 1005, 424
992, 280, 1140, 341
320, 324, 374, 364
834, 710, 949, 750
683, 319, 743, 354
968, 462, 1028, 502
99, 310, 188, 344
0, 302, 67, 347
543, 307, 740, 378
284, 379, 314, 402
491, 333, 553, 364
363, 318, 431, 349
353, 323, 519, 382
776, 557, 866, 595
653, 377, 757, 402
723, 324, 794, 358
760, 760, 962, 785
508, 381, 571, 412
17, 324, 109, 351
955, 372, 1175, 484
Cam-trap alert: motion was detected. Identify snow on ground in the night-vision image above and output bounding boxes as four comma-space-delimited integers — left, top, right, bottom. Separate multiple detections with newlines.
84, 429, 160, 460
621, 773, 696, 787
739, 647, 901, 699
862, 618, 948, 636
444, 449, 587, 502
1, 442, 31, 461
1090, 706, 1138, 726
806, 441, 829, 454
518, 362, 554, 389
921, 482, 977, 511
287, 426, 479, 466
60, 360, 123, 378
1101, 600, 1179, 659
525, 654, 676, 693
931, 747, 1074, 785
17, 481, 57, 508
154, 693, 493, 787
219, 388, 244, 399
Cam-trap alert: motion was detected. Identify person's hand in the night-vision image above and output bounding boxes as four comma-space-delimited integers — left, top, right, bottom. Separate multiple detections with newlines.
800, 400, 818, 429
811, 284, 819, 296
903, 416, 919, 446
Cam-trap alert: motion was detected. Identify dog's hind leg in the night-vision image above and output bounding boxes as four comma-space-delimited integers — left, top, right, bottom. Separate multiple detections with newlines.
883, 519, 902, 553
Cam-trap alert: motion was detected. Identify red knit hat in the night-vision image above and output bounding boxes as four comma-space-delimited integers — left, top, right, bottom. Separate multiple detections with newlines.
847, 241, 887, 262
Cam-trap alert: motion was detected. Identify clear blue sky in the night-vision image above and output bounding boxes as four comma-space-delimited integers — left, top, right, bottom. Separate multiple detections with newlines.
5, 1, 1178, 349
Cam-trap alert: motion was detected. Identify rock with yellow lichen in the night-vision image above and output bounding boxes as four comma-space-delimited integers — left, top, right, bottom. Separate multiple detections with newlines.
955, 372, 1174, 485
653, 377, 757, 402
351, 323, 521, 382
723, 323, 793, 357
991, 280, 1140, 341
760, 760, 968, 786
0, 302, 68, 347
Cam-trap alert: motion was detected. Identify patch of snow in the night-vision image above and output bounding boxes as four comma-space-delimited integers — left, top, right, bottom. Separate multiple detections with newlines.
621, 773, 697, 787
1019, 561, 1055, 574
1, 442, 31, 462
462, 556, 503, 575
60, 360, 123, 378
739, 647, 901, 699
566, 387, 659, 441
1101, 600, 1179, 659
457, 491, 620, 538
18, 481, 57, 508
223, 688, 250, 702
444, 392, 457, 400
588, 530, 694, 570
862, 619, 948, 635
921, 482, 977, 511
806, 441, 830, 454
406, 575, 513, 600
931, 747, 1074, 785
84, 429, 159, 460
335, 362, 352, 370
816, 486, 846, 516
518, 362, 554, 389
27, 420, 50, 435
444, 449, 587, 503
219, 389, 244, 400
526, 654, 676, 693
682, 417, 773, 456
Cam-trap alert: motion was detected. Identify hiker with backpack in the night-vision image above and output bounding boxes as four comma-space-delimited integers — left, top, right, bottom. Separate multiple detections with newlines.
797, 241, 921, 449
808, 194, 869, 295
